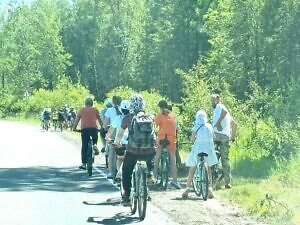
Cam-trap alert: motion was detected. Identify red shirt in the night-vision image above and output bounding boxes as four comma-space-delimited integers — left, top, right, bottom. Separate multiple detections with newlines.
77, 106, 100, 129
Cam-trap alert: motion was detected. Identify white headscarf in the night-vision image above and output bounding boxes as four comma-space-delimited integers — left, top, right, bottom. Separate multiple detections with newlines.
194, 110, 208, 131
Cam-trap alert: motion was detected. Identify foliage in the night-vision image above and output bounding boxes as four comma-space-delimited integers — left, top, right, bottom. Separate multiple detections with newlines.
103, 86, 172, 115
22, 77, 90, 114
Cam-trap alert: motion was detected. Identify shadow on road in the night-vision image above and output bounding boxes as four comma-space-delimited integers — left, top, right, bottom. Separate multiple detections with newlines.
83, 197, 122, 206
0, 166, 114, 193
87, 212, 140, 224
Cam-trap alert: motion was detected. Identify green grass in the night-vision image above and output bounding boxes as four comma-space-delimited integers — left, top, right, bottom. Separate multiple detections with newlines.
217, 157, 300, 225
3, 112, 40, 125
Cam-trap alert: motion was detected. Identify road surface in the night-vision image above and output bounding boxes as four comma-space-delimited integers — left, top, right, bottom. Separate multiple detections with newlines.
0, 120, 178, 225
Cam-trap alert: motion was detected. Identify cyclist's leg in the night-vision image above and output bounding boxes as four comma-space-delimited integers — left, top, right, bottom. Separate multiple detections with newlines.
182, 166, 196, 198
168, 136, 180, 185
152, 147, 162, 178
122, 152, 137, 199
169, 151, 177, 181
90, 128, 99, 154
80, 129, 89, 166
107, 143, 116, 178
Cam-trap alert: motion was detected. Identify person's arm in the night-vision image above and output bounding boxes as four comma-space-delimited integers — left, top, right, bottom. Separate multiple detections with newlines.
230, 118, 237, 140
215, 108, 227, 131
190, 130, 196, 143
72, 117, 80, 131
105, 126, 115, 141
114, 128, 125, 147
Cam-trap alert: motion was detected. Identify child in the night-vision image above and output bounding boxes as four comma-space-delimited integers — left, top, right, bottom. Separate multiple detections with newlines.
182, 110, 218, 199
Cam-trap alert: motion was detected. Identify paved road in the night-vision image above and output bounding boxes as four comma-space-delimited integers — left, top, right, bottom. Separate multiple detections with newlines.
0, 120, 178, 225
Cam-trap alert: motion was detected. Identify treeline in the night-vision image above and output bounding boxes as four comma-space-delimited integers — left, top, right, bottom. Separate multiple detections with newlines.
0, 0, 299, 161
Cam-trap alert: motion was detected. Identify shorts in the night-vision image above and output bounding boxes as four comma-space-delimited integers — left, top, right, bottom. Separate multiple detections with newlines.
157, 134, 176, 152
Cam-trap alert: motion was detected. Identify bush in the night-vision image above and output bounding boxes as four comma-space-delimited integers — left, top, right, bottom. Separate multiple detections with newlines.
25, 77, 91, 113
103, 86, 173, 115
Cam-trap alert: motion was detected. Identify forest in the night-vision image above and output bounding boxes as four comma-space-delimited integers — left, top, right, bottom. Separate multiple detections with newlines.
0, 0, 299, 223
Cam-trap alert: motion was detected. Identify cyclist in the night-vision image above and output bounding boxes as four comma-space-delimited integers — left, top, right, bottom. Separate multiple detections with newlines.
72, 97, 102, 170
41, 108, 51, 129
114, 94, 156, 206
182, 110, 218, 199
99, 99, 113, 152
105, 100, 130, 181
51, 109, 58, 128
68, 107, 77, 128
211, 94, 234, 189
103, 96, 122, 179
58, 108, 66, 128
153, 100, 181, 189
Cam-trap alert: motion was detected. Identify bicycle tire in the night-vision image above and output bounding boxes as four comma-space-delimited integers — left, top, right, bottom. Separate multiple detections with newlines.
192, 163, 202, 196
87, 164, 92, 176
158, 152, 169, 190
130, 172, 137, 214
175, 148, 182, 169
59, 122, 63, 132
138, 170, 147, 220
200, 163, 209, 201
87, 141, 93, 176
54, 121, 57, 131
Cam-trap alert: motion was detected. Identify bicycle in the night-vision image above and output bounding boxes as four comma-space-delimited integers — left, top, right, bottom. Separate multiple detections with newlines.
156, 138, 170, 190
130, 160, 148, 220
192, 152, 209, 201
75, 129, 96, 176
42, 119, 50, 131
211, 141, 223, 190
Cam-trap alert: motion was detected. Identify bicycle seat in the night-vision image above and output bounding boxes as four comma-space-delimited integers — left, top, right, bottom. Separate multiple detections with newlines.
159, 139, 170, 147
115, 145, 126, 156
197, 152, 208, 157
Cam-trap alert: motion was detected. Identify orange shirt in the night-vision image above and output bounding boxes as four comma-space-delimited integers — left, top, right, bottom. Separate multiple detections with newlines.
155, 112, 176, 137
77, 106, 100, 129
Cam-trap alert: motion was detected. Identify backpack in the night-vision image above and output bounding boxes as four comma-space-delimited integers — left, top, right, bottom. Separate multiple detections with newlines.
128, 111, 156, 149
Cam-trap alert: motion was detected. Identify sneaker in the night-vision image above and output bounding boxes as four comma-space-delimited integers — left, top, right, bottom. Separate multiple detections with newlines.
79, 164, 86, 170
93, 145, 99, 155
208, 187, 214, 199
107, 173, 113, 179
100, 147, 105, 153
170, 181, 182, 189
225, 184, 232, 189
122, 195, 131, 207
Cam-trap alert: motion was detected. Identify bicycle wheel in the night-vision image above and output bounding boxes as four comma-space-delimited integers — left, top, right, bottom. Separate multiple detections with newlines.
138, 170, 147, 220
158, 153, 169, 190
200, 163, 209, 201
45, 122, 49, 131
211, 164, 223, 190
87, 142, 93, 176
54, 121, 57, 131
130, 172, 137, 214
192, 163, 202, 196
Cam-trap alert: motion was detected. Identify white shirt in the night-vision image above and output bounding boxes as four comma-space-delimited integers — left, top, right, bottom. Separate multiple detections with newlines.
104, 107, 118, 125
111, 114, 128, 144
212, 103, 231, 137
